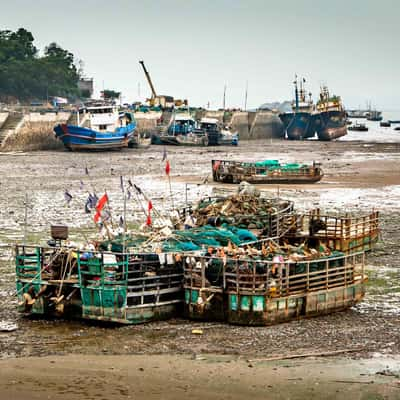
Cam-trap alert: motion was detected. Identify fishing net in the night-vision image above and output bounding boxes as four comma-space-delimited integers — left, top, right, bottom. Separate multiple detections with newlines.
161, 225, 256, 252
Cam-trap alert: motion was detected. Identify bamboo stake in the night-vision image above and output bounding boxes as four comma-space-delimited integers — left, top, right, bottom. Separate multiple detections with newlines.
247, 347, 365, 363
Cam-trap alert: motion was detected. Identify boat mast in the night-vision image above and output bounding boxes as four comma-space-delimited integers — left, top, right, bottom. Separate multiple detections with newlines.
294, 75, 299, 112
244, 80, 248, 111
223, 84, 227, 110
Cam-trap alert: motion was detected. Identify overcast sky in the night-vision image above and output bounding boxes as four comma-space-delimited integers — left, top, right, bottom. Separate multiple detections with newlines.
2, 0, 399, 110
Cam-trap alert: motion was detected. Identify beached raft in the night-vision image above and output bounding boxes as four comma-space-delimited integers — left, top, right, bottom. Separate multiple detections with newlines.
183, 248, 366, 325
212, 159, 323, 184
16, 245, 184, 324
283, 209, 380, 253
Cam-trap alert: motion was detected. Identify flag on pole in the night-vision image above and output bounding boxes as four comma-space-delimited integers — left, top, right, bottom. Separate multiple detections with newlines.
94, 193, 108, 223
85, 193, 99, 213
213, 160, 222, 172
64, 190, 73, 204
165, 160, 171, 176
101, 210, 111, 222
128, 179, 133, 188
133, 184, 142, 194
146, 200, 153, 226
162, 146, 167, 161
85, 198, 91, 214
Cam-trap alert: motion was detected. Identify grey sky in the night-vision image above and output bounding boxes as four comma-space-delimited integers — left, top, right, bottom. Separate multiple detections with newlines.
2, 0, 399, 109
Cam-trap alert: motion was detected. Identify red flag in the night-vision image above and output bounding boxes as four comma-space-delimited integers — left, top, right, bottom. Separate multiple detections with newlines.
94, 193, 108, 223
146, 214, 152, 226
148, 201, 153, 211
165, 160, 170, 176
213, 160, 222, 172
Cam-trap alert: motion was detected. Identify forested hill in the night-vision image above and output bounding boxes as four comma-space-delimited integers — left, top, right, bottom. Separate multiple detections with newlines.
0, 28, 82, 103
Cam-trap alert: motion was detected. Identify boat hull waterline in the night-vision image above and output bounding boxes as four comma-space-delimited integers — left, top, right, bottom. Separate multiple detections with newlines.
54, 123, 136, 151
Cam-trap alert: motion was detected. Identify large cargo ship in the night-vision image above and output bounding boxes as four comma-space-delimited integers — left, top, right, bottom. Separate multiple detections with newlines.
279, 77, 315, 140
314, 86, 347, 141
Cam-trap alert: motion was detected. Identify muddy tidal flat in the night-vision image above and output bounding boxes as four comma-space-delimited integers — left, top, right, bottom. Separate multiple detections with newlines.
0, 138, 400, 399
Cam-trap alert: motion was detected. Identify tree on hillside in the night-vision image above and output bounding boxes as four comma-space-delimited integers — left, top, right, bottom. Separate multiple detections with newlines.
41, 42, 80, 98
101, 89, 121, 100
0, 28, 81, 102
0, 28, 37, 62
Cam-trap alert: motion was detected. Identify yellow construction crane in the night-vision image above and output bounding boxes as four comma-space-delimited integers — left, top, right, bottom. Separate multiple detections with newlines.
139, 60, 187, 108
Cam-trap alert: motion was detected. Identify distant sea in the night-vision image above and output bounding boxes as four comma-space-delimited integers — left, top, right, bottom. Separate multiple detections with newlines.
382, 110, 400, 121
340, 110, 400, 142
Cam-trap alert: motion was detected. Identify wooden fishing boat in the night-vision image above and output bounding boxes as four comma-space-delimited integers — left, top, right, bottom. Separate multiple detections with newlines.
54, 103, 136, 151
128, 132, 151, 148
212, 160, 323, 184
16, 245, 184, 324
183, 245, 367, 325
195, 118, 238, 146
283, 209, 380, 253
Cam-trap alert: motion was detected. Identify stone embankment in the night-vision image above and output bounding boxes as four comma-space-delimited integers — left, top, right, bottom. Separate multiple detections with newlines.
0, 108, 285, 146
134, 109, 284, 139
0, 111, 70, 149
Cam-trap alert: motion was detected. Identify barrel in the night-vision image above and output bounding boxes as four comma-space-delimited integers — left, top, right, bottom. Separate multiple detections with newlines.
51, 225, 68, 240
207, 216, 222, 227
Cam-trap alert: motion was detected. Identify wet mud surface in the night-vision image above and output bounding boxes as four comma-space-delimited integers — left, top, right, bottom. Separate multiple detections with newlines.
0, 139, 400, 361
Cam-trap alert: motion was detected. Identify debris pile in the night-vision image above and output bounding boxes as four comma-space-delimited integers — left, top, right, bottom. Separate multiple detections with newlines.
190, 194, 293, 232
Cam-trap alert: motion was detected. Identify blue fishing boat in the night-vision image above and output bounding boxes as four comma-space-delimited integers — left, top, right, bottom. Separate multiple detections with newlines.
54, 102, 136, 151
156, 114, 203, 145
279, 77, 315, 140
168, 114, 196, 135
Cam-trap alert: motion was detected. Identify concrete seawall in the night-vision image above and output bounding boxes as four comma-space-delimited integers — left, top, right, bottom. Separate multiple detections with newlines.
0, 113, 9, 128
248, 110, 284, 139
134, 110, 285, 140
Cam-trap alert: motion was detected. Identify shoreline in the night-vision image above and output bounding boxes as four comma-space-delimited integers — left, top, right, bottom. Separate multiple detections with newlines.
1, 354, 399, 400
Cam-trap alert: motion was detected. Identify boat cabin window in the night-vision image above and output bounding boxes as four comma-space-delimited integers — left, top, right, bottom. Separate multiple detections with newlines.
89, 108, 113, 114
99, 124, 108, 130
201, 123, 218, 131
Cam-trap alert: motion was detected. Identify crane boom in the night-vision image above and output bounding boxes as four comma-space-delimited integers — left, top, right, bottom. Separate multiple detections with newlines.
139, 60, 157, 99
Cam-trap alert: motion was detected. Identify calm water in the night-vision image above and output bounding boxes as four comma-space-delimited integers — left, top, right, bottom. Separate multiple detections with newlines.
340, 110, 400, 142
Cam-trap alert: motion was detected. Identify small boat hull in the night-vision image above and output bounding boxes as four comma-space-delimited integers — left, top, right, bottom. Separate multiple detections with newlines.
206, 132, 238, 146
226, 281, 365, 326
54, 123, 135, 151
212, 160, 323, 184
184, 252, 367, 326
175, 134, 209, 146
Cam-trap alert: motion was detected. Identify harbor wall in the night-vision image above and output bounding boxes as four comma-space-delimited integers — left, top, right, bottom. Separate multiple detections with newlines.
24, 112, 70, 123
230, 110, 284, 139
134, 109, 284, 140
134, 111, 162, 133
0, 113, 8, 128
249, 110, 284, 139
230, 112, 250, 138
